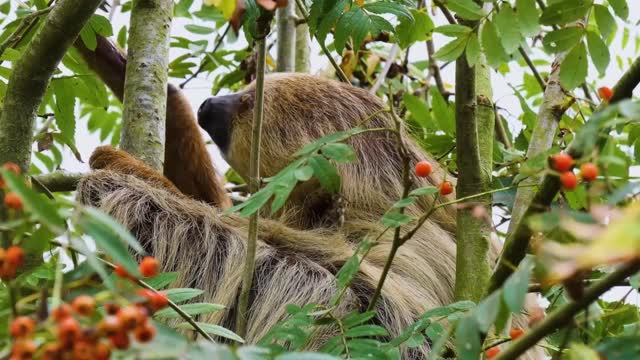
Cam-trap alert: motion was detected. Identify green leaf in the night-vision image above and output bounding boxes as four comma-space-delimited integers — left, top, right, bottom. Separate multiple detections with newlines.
363, 1, 413, 22
481, 20, 509, 68
433, 24, 472, 37
185, 24, 215, 34
321, 143, 356, 163
539, 0, 593, 25
88, 15, 113, 37
608, 0, 629, 20
70, 237, 115, 290
344, 324, 389, 338
52, 79, 77, 143
559, 42, 588, 90
145, 272, 179, 289
270, 172, 297, 214
516, 0, 539, 37
433, 36, 468, 62
79, 207, 145, 254
593, 4, 617, 40
446, 0, 485, 20
229, 188, 272, 217
395, 9, 434, 49
392, 197, 417, 208
403, 94, 431, 128
294, 165, 314, 181
334, 7, 366, 53
308, 155, 341, 193
409, 186, 438, 197
586, 30, 610, 75
162, 288, 204, 303
503, 256, 534, 313
381, 211, 412, 228
542, 27, 584, 53
79, 26, 97, 51
275, 353, 340, 360
177, 322, 244, 343
155, 303, 225, 318
342, 311, 376, 328
472, 291, 501, 332
1, 170, 64, 233
465, 33, 481, 67
429, 86, 455, 135
495, 3, 521, 54
454, 317, 481, 360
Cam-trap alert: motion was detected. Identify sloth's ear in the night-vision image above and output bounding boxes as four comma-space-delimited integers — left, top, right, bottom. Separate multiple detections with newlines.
239, 91, 255, 111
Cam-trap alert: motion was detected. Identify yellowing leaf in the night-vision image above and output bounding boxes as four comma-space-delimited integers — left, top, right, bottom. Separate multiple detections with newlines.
204, 0, 236, 19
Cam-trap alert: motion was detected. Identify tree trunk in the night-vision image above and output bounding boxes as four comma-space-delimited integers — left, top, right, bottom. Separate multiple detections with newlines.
294, 4, 310, 73
276, 0, 295, 72
120, 0, 173, 171
0, 0, 102, 171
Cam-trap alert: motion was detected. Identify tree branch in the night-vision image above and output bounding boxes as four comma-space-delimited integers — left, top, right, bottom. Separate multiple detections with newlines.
294, 2, 311, 72
32, 171, 83, 193
120, 0, 173, 171
236, 10, 273, 337
0, 0, 103, 171
495, 261, 640, 360
488, 55, 640, 294
276, 0, 296, 72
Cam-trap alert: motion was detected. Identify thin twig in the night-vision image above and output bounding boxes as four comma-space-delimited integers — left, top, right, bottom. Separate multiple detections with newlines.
179, 24, 231, 89
0, 7, 52, 65
370, 44, 400, 94
236, 10, 273, 337
518, 47, 545, 90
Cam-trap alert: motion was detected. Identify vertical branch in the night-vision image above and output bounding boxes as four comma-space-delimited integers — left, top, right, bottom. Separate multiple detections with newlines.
507, 53, 569, 233
120, 0, 173, 171
276, 0, 296, 72
236, 10, 273, 337
0, 0, 103, 172
454, 19, 495, 301
294, 3, 310, 72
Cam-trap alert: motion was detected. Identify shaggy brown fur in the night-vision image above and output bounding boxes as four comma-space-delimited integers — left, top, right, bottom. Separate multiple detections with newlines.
77, 36, 543, 359
74, 37, 231, 209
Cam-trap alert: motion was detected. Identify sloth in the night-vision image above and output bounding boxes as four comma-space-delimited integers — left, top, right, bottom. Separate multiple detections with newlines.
73, 36, 542, 359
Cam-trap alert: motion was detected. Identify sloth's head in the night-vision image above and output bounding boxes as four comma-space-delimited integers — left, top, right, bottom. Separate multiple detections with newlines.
197, 73, 455, 228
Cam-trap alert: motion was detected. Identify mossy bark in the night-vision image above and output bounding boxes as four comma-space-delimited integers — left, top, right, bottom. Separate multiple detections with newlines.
276, 0, 295, 72
0, 0, 102, 172
294, 4, 310, 73
454, 37, 494, 302
120, 0, 173, 171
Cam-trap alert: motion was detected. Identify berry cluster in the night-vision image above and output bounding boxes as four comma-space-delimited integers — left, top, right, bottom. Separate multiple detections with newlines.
484, 327, 526, 358
1, 162, 24, 210
414, 160, 454, 195
8, 255, 166, 359
550, 153, 599, 190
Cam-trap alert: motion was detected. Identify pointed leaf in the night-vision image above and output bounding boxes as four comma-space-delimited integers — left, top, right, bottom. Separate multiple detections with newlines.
586, 30, 610, 75
481, 20, 509, 68
495, 3, 521, 54
608, 0, 628, 20
559, 42, 588, 90
594, 4, 617, 40
446, 0, 485, 20
516, 0, 539, 37
177, 322, 244, 343
539, 0, 592, 25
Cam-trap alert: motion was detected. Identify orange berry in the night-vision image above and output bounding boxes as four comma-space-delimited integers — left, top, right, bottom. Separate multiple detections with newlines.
95, 341, 111, 360
72, 295, 95, 316
598, 86, 614, 101
580, 162, 598, 182
109, 331, 130, 350
51, 304, 72, 322
510, 327, 525, 340
139, 256, 159, 278
4, 192, 23, 210
0, 261, 16, 280
136, 288, 155, 303
72, 341, 95, 360
551, 153, 574, 172
41, 342, 62, 360
2, 162, 21, 175
560, 171, 578, 190
117, 305, 142, 330
486, 346, 501, 359
104, 302, 120, 315
6, 246, 24, 268
57, 317, 81, 343
134, 321, 156, 343
415, 161, 432, 178
150, 292, 169, 311
11, 339, 36, 360
114, 264, 132, 279
97, 316, 121, 337
9, 316, 35, 338
439, 181, 453, 195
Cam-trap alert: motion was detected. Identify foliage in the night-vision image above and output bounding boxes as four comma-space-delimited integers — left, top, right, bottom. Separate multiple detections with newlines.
1, 0, 640, 359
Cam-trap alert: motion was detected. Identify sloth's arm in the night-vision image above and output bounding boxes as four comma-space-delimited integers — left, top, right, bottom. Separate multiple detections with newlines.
74, 37, 231, 209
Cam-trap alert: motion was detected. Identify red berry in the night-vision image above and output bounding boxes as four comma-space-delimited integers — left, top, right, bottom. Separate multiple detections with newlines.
9, 316, 35, 338
560, 171, 578, 190
110, 331, 130, 350
150, 292, 169, 311
72, 295, 95, 316
57, 317, 81, 343
439, 181, 453, 195
104, 302, 121, 315
415, 161, 433, 178
51, 304, 73, 322
114, 264, 132, 279
72, 341, 95, 360
11, 339, 36, 360
551, 153, 574, 172
95, 341, 111, 360
598, 86, 614, 101
486, 346, 501, 359
4, 192, 23, 210
510, 327, 525, 340
41, 343, 62, 360
2, 162, 21, 174
580, 162, 598, 182
0, 260, 16, 280
97, 316, 121, 337
134, 321, 156, 343
117, 305, 142, 330
6, 246, 24, 268
139, 256, 159, 278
